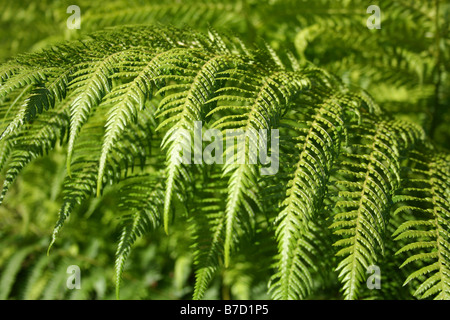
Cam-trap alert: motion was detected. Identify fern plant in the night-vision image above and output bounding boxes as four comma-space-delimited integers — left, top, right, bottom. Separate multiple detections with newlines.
0, 1, 449, 300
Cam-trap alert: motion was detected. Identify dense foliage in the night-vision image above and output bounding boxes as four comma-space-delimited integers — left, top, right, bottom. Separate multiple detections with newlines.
0, 0, 449, 300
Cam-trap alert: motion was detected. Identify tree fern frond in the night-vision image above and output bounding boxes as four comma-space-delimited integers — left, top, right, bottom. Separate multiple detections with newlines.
0, 21, 448, 301
393, 149, 450, 299
0, 85, 33, 140
190, 167, 227, 300
329, 117, 424, 299
208, 64, 315, 270
270, 90, 355, 300
96, 54, 158, 195
65, 50, 136, 176
115, 174, 163, 300
156, 50, 239, 234
0, 99, 69, 204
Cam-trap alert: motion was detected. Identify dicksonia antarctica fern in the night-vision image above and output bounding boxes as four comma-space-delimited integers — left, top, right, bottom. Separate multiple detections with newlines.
0, 20, 449, 300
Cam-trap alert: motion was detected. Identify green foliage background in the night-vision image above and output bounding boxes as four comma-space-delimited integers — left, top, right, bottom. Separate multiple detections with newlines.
0, 0, 449, 300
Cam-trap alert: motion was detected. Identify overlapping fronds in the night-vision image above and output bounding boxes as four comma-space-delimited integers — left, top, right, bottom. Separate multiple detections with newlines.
2, 0, 447, 139
269, 89, 354, 299
393, 149, 450, 299
328, 117, 424, 299
114, 174, 164, 299
0, 23, 449, 301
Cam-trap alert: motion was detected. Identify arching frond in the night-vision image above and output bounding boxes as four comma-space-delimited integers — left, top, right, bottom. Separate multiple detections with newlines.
393, 149, 450, 300
329, 117, 424, 299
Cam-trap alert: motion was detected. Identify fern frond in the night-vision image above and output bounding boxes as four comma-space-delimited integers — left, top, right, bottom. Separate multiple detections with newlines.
0, 245, 35, 299
269, 90, 357, 299
96, 50, 162, 196
209, 64, 315, 269
65, 50, 134, 176
0, 22, 448, 300
329, 117, 424, 299
114, 174, 163, 299
393, 149, 450, 299
156, 49, 239, 234
0, 98, 69, 204
48, 104, 154, 252
190, 168, 227, 300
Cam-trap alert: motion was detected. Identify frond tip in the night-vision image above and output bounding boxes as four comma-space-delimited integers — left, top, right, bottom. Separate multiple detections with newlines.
114, 175, 163, 299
